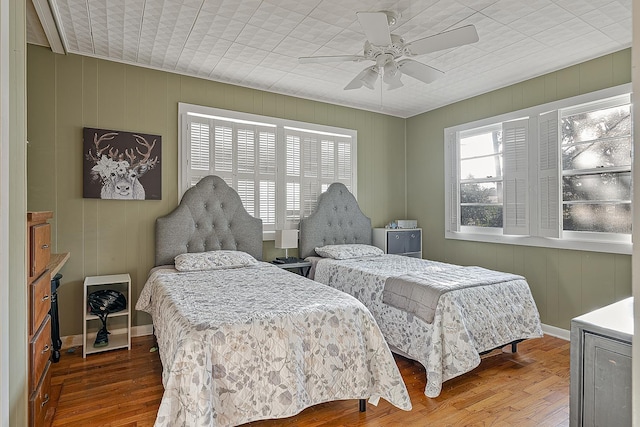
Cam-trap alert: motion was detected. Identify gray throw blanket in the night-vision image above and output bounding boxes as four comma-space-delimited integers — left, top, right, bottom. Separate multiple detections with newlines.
382, 266, 524, 324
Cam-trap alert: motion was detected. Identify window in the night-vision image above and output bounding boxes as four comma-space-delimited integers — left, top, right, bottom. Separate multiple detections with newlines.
561, 100, 632, 234
445, 85, 632, 254
179, 103, 357, 239
458, 124, 503, 228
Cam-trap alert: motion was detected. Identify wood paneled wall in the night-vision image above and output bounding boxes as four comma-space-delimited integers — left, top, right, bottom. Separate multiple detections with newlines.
406, 49, 633, 330
26, 45, 407, 336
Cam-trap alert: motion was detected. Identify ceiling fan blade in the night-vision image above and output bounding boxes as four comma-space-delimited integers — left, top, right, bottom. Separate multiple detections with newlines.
344, 66, 378, 90
356, 12, 392, 46
298, 55, 366, 64
344, 68, 367, 90
405, 25, 479, 56
397, 59, 444, 84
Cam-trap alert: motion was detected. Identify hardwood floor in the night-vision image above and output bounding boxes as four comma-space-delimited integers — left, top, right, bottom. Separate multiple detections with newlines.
50, 334, 570, 426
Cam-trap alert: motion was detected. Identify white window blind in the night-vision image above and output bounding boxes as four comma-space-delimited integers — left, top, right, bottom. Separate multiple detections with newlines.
502, 119, 529, 235
180, 104, 357, 238
185, 114, 278, 230
537, 111, 560, 238
282, 128, 354, 229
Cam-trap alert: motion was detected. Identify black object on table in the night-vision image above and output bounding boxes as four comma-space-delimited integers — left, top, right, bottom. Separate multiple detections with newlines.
50, 273, 63, 363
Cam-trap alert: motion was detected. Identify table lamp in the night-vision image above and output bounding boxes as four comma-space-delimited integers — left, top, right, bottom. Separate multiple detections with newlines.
275, 229, 298, 262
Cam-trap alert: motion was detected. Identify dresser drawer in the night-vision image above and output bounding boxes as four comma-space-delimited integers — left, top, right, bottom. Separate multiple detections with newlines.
29, 360, 52, 427
30, 315, 51, 393
29, 271, 51, 336
30, 222, 51, 280
387, 230, 421, 254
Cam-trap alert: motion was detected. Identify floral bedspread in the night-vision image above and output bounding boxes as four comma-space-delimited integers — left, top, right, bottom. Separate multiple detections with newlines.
312, 255, 543, 398
136, 263, 411, 426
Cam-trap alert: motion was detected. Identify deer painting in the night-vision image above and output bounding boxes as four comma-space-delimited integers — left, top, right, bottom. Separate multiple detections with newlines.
84, 128, 161, 200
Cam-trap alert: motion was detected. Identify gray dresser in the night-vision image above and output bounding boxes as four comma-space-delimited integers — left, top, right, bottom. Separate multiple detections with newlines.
570, 297, 633, 427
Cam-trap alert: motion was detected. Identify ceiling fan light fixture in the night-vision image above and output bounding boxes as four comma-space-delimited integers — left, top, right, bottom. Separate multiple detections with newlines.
383, 11, 399, 27
386, 77, 404, 90
360, 67, 379, 89
382, 60, 399, 83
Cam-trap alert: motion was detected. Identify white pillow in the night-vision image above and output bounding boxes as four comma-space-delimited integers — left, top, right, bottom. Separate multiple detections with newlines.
174, 250, 258, 271
314, 244, 383, 260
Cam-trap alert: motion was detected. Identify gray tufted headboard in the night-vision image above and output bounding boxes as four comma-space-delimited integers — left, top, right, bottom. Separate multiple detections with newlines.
155, 175, 263, 266
298, 182, 371, 259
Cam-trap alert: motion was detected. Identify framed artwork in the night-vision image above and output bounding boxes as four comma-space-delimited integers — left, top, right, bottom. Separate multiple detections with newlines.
83, 127, 162, 200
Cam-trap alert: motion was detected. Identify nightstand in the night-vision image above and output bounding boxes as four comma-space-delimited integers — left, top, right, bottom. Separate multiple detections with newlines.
271, 259, 312, 277
372, 228, 422, 258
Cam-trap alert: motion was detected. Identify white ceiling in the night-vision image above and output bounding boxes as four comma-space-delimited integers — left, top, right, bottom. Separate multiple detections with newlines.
26, 0, 631, 118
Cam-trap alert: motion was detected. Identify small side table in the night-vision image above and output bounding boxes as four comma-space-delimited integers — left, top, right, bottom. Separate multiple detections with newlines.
271, 259, 312, 277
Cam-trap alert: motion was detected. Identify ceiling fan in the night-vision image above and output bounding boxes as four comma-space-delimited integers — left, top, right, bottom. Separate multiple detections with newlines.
298, 11, 479, 90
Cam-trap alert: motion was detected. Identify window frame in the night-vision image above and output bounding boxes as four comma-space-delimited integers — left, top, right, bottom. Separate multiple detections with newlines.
444, 84, 632, 255
178, 103, 358, 240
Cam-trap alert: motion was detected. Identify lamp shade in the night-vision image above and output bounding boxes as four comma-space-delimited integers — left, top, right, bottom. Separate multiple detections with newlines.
275, 229, 298, 249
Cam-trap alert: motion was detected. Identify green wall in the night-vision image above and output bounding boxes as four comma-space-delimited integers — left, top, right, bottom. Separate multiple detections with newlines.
406, 49, 633, 330
26, 44, 407, 337
26, 42, 634, 337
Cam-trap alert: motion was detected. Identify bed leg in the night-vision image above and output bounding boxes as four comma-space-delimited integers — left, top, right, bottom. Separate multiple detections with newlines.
511, 342, 517, 353
359, 399, 366, 412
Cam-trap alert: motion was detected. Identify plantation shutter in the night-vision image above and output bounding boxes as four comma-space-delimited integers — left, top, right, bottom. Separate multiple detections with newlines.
187, 116, 212, 188
258, 129, 277, 230
503, 118, 529, 235
212, 119, 234, 187
185, 115, 277, 226
282, 128, 354, 229
234, 123, 277, 225
445, 131, 459, 233
284, 131, 302, 226
537, 111, 561, 238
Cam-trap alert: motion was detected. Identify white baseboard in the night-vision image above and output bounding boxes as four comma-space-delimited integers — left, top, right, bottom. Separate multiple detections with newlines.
541, 323, 570, 341
61, 324, 154, 350
61, 322, 570, 350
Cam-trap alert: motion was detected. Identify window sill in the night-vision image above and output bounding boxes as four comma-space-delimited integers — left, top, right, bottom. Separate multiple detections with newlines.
445, 231, 631, 255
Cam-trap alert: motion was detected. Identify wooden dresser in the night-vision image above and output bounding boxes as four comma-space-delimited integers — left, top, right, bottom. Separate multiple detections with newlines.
27, 211, 54, 426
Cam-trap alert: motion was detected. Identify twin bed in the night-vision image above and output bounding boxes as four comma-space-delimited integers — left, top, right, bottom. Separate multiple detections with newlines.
135, 176, 411, 426
299, 183, 543, 397
136, 175, 543, 425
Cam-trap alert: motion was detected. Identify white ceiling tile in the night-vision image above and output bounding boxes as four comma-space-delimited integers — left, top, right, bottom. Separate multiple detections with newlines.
29, 0, 631, 118
288, 16, 343, 45
235, 24, 287, 52
600, 18, 632, 44
480, 0, 553, 25
532, 17, 596, 47
247, 2, 306, 36
190, 12, 245, 41
200, 0, 262, 23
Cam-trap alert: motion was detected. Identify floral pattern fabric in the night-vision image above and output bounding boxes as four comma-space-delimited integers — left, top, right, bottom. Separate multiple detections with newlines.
174, 250, 258, 271
312, 255, 543, 398
136, 262, 411, 426
314, 244, 384, 259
